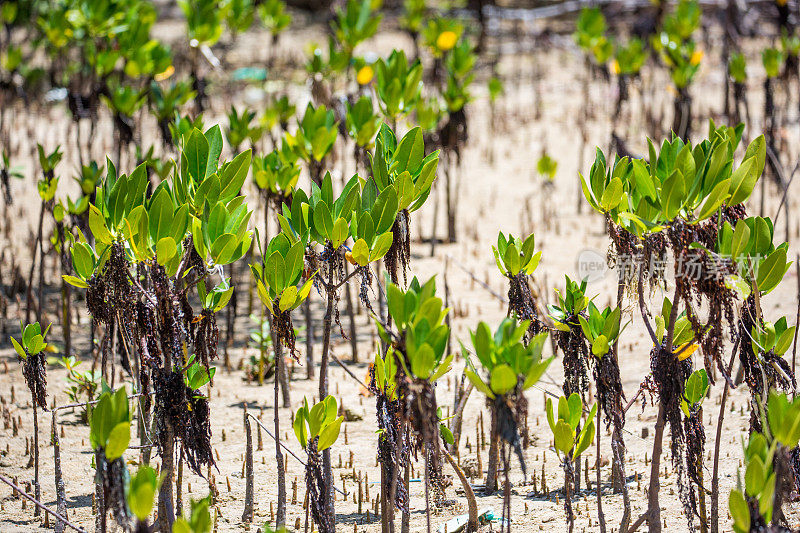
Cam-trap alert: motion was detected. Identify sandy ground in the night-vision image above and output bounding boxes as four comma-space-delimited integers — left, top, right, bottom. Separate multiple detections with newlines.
3, 8, 800, 533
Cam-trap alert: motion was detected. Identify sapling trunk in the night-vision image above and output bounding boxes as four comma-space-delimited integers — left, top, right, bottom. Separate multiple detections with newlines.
176, 452, 184, 517
710, 343, 738, 533
485, 407, 499, 493
51, 411, 66, 533
25, 201, 45, 324
443, 450, 478, 532
646, 403, 667, 533
95, 449, 106, 533
319, 258, 336, 526
32, 399, 40, 517
242, 406, 254, 522
305, 298, 314, 380
596, 428, 606, 533
274, 340, 287, 526
344, 278, 358, 363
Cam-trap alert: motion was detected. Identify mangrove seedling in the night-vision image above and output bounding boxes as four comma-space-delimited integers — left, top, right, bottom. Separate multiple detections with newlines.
293, 395, 344, 533
464, 318, 552, 503
546, 393, 597, 533
10, 321, 50, 515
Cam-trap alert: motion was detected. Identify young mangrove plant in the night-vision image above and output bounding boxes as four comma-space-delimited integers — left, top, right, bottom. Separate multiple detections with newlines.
369, 124, 439, 285
10, 321, 50, 515
546, 393, 597, 533
293, 395, 344, 533
654, 0, 702, 140
729, 391, 800, 531
89, 387, 133, 531
464, 319, 552, 504
126, 464, 161, 532
576, 301, 630, 531
65, 125, 253, 532
492, 231, 542, 340
375, 276, 454, 531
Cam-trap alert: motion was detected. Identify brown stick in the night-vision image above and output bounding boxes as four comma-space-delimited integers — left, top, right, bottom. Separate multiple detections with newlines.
443, 450, 478, 532
710, 340, 739, 533
242, 405, 254, 522
52, 411, 66, 533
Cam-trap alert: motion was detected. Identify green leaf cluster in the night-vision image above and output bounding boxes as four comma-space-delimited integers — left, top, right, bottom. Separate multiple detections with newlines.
546, 393, 597, 460
750, 317, 795, 357
492, 232, 540, 277
714, 216, 792, 295
680, 369, 709, 416
370, 124, 439, 213
464, 319, 553, 399
374, 50, 423, 121
293, 395, 344, 452
582, 124, 764, 237
10, 322, 50, 359
250, 230, 314, 315
172, 496, 213, 533
126, 465, 161, 521
284, 104, 338, 164
548, 276, 590, 331
89, 387, 131, 461
380, 277, 453, 382
577, 303, 622, 358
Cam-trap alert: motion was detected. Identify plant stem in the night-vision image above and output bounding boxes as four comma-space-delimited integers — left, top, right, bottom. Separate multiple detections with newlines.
52, 411, 66, 533
25, 201, 45, 324
646, 403, 666, 533
319, 260, 336, 527
32, 401, 40, 517
710, 342, 738, 533
242, 405, 253, 522
485, 406, 499, 493
305, 298, 314, 380
596, 426, 606, 533
443, 450, 478, 532
275, 339, 287, 526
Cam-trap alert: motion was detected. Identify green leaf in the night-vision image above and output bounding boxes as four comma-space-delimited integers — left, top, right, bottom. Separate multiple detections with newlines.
351, 238, 370, 266
489, 364, 517, 395
574, 419, 595, 458
661, 170, 686, 220
63, 275, 89, 289
156, 237, 177, 265
10, 336, 26, 358
317, 416, 343, 451
279, 286, 298, 312
757, 248, 789, 294
186, 129, 210, 182
553, 420, 574, 455
696, 178, 730, 221
293, 409, 307, 449
313, 202, 334, 240
465, 368, 495, 399
220, 150, 252, 201
369, 232, 393, 262
89, 205, 113, 245
731, 220, 751, 263
729, 157, 757, 206
105, 422, 130, 460
600, 177, 623, 211
331, 217, 349, 248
